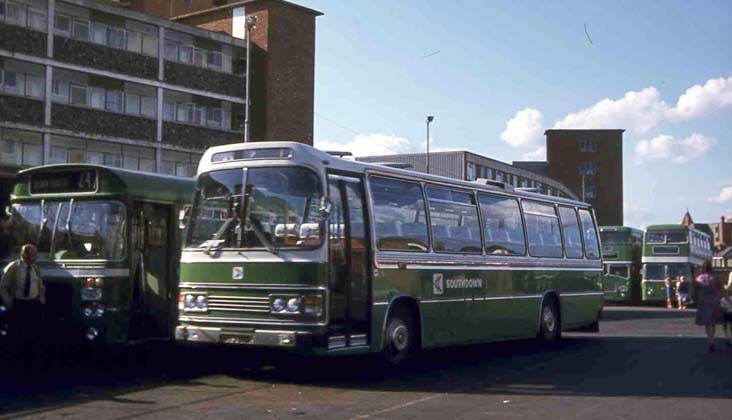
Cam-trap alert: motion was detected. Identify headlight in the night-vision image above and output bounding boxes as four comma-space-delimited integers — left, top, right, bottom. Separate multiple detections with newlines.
647, 288, 653, 295
81, 287, 102, 301
181, 293, 207, 312
302, 295, 323, 317
83, 307, 93, 317
286, 298, 301, 313
94, 307, 105, 317
618, 286, 628, 293
272, 298, 286, 312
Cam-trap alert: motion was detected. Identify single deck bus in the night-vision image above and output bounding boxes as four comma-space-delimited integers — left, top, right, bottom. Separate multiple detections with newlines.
175, 142, 604, 363
2, 164, 194, 346
599, 226, 643, 303
641, 224, 712, 303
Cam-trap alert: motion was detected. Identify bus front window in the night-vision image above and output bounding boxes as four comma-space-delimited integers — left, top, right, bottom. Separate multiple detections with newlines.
600, 232, 630, 245
11, 201, 126, 260
187, 167, 323, 250
644, 264, 665, 280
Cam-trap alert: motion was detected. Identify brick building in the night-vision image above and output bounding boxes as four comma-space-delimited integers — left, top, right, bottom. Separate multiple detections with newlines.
357, 151, 579, 200
514, 129, 624, 226
681, 211, 732, 252
0, 0, 320, 210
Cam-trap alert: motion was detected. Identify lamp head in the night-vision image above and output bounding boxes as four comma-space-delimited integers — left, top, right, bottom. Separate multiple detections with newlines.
246, 15, 258, 29
426, 116, 434, 124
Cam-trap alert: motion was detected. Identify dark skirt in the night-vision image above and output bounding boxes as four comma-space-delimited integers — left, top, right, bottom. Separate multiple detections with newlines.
695, 288, 724, 326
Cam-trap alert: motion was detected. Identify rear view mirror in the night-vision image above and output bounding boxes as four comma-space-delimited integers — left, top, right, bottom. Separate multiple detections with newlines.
179, 205, 191, 230
319, 197, 333, 219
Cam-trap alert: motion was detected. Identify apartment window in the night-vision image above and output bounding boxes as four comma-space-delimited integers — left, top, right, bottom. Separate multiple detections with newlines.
141, 96, 156, 117
579, 162, 597, 176
91, 22, 106, 45
23, 75, 43, 98
126, 30, 142, 54
70, 84, 87, 106
107, 27, 126, 49
0, 1, 5, 18
142, 34, 158, 56
49, 146, 67, 163
206, 108, 223, 128
467, 162, 476, 181
584, 185, 597, 199
125, 93, 140, 115
105, 90, 124, 113
580, 139, 598, 153
192, 48, 205, 67
187, 104, 203, 125
163, 101, 175, 121
207, 51, 223, 70
89, 87, 104, 109
28, 8, 46, 31
176, 103, 188, 122
70, 19, 89, 40
179, 45, 193, 64
52, 79, 69, 102
6, 2, 26, 26
54, 13, 71, 35
164, 41, 178, 61
0, 128, 42, 167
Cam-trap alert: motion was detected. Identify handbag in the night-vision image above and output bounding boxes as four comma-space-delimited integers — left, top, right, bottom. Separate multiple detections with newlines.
721, 296, 732, 313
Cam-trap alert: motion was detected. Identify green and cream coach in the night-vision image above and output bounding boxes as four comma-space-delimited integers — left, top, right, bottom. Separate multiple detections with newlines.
176, 142, 604, 363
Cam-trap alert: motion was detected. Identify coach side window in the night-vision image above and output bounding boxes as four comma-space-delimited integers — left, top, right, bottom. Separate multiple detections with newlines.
559, 206, 583, 258
522, 201, 563, 258
426, 186, 481, 254
478, 193, 526, 255
369, 176, 429, 252
578, 209, 600, 259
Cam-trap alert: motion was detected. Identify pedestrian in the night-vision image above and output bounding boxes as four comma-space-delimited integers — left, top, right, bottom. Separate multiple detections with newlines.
694, 260, 725, 352
0, 244, 47, 368
664, 275, 674, 309
722, 271, 732, 348
676, 275, 689, 310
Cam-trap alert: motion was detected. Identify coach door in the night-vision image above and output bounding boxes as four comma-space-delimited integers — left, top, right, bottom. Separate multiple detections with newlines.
130, 203, 173, 340
327, 174, 370, 348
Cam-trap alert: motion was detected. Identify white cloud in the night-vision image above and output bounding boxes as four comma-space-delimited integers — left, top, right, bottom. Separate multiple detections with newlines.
553, 87, 668, 134
521, 146, 546, 161
315, 133, 417, 157
634, 133, 716, 164
624, 202, 654, 230
709, 186, 732, 203
667, 77, 732, 121
500, 108, 545, 148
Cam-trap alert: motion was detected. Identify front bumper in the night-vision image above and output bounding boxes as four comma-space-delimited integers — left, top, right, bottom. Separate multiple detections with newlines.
175, 325, 312, 348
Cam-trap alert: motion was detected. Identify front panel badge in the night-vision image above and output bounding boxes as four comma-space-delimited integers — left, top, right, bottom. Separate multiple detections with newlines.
232, 266, 244, 280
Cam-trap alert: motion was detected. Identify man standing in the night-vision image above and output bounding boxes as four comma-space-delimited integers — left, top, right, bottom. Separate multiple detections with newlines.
0, 244, 46, 368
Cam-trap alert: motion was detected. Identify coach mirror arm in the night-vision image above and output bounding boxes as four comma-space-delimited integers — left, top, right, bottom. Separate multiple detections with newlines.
319, 197, 333, 219
179, 205, 191, 230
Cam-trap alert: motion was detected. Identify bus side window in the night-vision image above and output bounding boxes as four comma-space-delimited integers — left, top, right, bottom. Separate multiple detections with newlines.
369, 177, 429, 252
522, 201, 563, 258
558, 206, 583, 258
478, 193, 526, 256
578, 209, 600, 259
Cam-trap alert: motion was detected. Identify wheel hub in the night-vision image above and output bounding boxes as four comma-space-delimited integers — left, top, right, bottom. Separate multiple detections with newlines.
543, 307, 556, 333
391, 323, 409, 351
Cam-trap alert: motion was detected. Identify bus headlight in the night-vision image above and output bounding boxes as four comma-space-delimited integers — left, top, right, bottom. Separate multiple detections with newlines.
618, 286, 628, 293
647, 288, 653, 295
286, 297, 301, 313
272, 297, 286, 312
180, 293, 207, 312
81, 287, 102, 301
83, 307, 93, 317
94, 307, 105, 317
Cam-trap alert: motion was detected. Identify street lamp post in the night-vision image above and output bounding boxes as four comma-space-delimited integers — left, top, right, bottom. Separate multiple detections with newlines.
426, 116, 434, 174
244, 15, 257, 143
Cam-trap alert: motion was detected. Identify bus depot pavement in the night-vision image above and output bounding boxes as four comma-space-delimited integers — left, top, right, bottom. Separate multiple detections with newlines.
1, 306, 730, 420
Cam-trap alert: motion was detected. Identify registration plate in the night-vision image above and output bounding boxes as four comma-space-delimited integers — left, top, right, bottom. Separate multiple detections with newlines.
220, 334, 254, 345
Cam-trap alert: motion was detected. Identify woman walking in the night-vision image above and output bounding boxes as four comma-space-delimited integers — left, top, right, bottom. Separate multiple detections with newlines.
694, 260, 725, 352
722, 271, 732, 348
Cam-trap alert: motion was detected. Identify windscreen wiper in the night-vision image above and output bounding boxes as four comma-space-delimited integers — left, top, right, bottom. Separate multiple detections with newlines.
204, 216, 237, 255
248, 214, 278, 255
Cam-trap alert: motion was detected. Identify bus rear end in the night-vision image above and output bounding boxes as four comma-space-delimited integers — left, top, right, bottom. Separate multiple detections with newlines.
176, 147, 333, 352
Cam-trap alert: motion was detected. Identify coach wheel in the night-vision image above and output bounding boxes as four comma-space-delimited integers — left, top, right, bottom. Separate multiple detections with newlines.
538, 299, 561, 343
384, 306, 417, 366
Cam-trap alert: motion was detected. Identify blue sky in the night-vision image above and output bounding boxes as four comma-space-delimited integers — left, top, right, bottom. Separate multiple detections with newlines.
297, 0, 732, 228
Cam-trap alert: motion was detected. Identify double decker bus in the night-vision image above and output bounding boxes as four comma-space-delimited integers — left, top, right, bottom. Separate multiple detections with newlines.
641, 224, 712, 303
176, 142, 604, 363
599, 226, 643, 303
2, 165, 193, 346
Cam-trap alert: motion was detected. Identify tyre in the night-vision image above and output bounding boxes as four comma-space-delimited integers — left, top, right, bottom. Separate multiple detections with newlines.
383, 306, 417, 366
538, 299, 561, 343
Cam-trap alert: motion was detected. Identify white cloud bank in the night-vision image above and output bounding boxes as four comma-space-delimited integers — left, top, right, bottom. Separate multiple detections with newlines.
553, 87, 668, 134
315, 133, 417, 157
634, 133, 716, 164
667, 77, 732, 121
709, 186, 732, 203
500, 108, 545, 148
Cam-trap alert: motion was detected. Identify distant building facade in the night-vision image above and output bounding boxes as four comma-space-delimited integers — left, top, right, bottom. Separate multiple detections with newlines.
515, 129, 624, 226
0, 0, 319, 211
357, 151, 578, 200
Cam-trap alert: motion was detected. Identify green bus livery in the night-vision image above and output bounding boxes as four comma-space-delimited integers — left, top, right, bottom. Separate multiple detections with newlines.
4, 165, 194, 346
599, 226, 643, 303
175, 142, 604, 363
641, 224, 712, 303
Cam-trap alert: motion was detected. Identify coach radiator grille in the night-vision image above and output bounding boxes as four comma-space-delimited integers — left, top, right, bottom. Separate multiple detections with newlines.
206, 295, 270, 313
